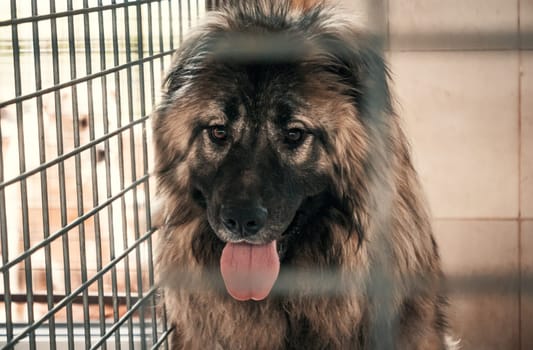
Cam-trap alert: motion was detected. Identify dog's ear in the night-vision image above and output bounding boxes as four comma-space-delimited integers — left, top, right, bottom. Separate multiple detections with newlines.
164, 42, 196, 94
340, 40, 391, 119
163, 28, 215, 94
164, 26, 232, 95
311, 29, 392, 119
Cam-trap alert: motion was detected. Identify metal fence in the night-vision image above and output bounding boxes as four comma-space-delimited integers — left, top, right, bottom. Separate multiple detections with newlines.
1, 0, 529, 348
0, 0, 207, 348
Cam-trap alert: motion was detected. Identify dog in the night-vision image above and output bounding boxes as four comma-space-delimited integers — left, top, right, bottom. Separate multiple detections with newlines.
153, 1, 452, 348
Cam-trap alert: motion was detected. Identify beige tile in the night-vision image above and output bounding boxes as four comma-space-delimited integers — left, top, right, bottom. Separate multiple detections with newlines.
522, 220, 533, 350
521, 52, 533, 218
522, 0, 533, 48
433, 220, 519, 350
390, 51, 519, 219
389, 0, 518, 50
338, 0, 387, 38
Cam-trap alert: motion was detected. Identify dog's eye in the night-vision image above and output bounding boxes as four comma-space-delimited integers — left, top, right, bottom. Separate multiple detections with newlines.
209, 125, 228, 142
284, 128, 305, 145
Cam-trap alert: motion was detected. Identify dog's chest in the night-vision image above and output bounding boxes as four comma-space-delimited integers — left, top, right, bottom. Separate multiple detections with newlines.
178, 295, 365, 349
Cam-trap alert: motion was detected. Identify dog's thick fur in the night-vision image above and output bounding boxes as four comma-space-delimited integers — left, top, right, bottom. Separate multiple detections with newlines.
153, 1, 448, 349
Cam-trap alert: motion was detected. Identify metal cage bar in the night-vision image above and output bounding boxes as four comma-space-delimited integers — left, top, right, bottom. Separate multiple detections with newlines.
30, 0, 57, 348
0, 0, 200, 348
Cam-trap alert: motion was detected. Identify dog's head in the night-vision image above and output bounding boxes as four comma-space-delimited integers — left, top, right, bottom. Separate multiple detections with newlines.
154, 0, 391, 300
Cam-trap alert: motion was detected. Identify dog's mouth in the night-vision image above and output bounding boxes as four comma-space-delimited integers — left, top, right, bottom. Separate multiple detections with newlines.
193, 188, 313, 301
219, 210, 306, 301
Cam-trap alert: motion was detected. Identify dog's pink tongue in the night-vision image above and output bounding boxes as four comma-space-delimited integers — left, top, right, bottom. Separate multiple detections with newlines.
220, 242, 279, 301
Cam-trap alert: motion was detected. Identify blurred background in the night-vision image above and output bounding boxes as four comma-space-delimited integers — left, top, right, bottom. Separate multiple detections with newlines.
368, 1, 532, 349
0, 0, 531, 349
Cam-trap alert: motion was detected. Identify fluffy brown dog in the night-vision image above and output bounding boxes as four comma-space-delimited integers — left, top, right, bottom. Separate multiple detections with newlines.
153, 1, 450, 348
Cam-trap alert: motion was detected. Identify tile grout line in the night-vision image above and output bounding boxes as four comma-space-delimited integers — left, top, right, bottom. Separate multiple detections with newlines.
389, 47, 533, 53
432, 217, 533, 221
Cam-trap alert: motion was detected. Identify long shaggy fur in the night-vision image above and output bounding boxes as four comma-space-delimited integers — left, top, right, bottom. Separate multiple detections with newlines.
153, 1, 448, 349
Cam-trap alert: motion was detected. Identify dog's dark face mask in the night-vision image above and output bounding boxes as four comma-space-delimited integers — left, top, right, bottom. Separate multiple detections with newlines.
187, 66, 329, 247
178, 63, 334, 300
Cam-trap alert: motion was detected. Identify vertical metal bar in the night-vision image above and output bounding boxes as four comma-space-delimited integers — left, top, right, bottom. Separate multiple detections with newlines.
187, 0, 192, 30
30, 0, 57, 348
196, 0, 200, 21
133, 2, 147, 348
118, 127, 133, 349
148, 1, 156, 107
156, 2, 171, 346
10, 1, 37, 348
136, 3, 147, 119
158, 1, 165, 76
66, 0, 92, 346
82, 0, 108, 348
110, 2, 124, 347
161, 294, 170, 350
80, 1, 97, 343
168, 0, 175, 50
178, 0, 183, 44
49, 0, 75, 347
146, 1, 159, 345
0, 113, 13, 343
96, 1, 112, 348
122, 1, 135, 348
0, 9, 13, 334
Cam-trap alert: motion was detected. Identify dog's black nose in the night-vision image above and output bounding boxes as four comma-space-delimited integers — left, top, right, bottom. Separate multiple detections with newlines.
220, 205, 268, 237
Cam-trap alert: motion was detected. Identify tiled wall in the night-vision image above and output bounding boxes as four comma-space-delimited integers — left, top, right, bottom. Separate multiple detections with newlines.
341, 0, 532, 348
